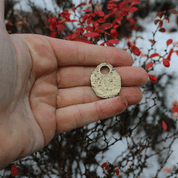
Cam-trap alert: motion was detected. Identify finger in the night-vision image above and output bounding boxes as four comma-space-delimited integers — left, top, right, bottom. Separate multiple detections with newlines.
57, 66, 148, 88
56, 96, 128, 133
57, 86, 142, 108
46, 37, 133, 67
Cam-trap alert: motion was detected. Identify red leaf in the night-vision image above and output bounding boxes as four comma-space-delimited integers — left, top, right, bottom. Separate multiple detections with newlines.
97, 18, 106, 23
72, 37, 93, 44
57, 24, 64, 32
154, 19, 160, 25
49, 22, 57, 31
45, 16, 57, 23
111, 29, 118, 38
167, 48, 174, 60
84, 32, 100, 37
93, 21, 99, 27
148, 74, 157, 83
172, 106, 178, 113
149, 53, 160, 58
162, 120, 167, 130
85, 26, 94, 31
11, 165, 18, 177
163, 58, 170, 67
95, 23, 113, 32
107, 3, 117, 9
156, 11, 166, 18
131, 45, 141, 56
89, 0, 92, 4
65, 34, 72, 40
87, 17, 92, 25
146, 62, 153, 71
83, 9, 93, 13
107, 39, 119, 44
71, 7, 75, 13
159, 20, 163, 28
166, 39, 173, 47
168, 9, 178, 14
105, 165, 109, 170
172, 101, 178, 107
116, 169, 120, 175
149, 39, 155, 45
76, 2, 87, 8
100, 42, 105, 46
95, 10, 105, 17
159, 28, 166, 33
101, 162, 107, 168
50, 32, 57, 38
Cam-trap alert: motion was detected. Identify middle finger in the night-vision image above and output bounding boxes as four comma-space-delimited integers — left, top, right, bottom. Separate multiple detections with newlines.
57, 66, 148, 88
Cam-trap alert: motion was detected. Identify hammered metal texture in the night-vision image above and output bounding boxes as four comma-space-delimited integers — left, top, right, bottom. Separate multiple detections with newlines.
90, 63, 121, 98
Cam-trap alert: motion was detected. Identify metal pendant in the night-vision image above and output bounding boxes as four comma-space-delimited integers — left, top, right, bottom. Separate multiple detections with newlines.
90, 63, 121, 98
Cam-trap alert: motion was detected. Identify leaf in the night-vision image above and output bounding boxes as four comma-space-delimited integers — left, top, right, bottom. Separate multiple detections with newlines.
167, 48, 174, 60
101, 162, 107, 168
100, 42, 105, 46
168, 9, 178, 14
159, 28, 166, 33
131, 46, 141, 56
163, 58, 170, 67
159, 20, 163, 28
11, 165, 18, 177
162, 120, 167, 130
146, 62, 153, 71
87, 17, 92, 25
95, 23, 113, 32
76, 2, 87, 8
111, 29, 118, 38
116, 169, 120, 175
57, 24, 64, 32
172, 101, 178, 107
97, 18, 106, 23
89, 0, 92, 4
166, 39, 173, 47
172, 106, 178, 113
71, 7, 75, 13
93, 21, 99, 27
154, 19, 160, 25
106, 39, 119, 44
149, 53, 160, 58
156, 11, 166, 18
83, 9, 93, 12
148, 74, 157, 83
107, 3, 117, 9
149, 39, 155, 45
95, 10, 105, 17
84, 32, 100, 37
84, 26, 94, 31
50, 32, 57, 38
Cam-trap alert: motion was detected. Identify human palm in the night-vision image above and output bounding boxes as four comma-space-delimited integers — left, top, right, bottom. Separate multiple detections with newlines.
0, 33, 147, 169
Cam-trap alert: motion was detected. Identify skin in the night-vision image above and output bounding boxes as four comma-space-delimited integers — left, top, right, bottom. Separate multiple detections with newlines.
0, 0, 148, 170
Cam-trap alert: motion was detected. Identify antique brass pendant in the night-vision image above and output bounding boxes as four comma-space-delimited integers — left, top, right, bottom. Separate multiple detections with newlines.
90, 63, 121, 98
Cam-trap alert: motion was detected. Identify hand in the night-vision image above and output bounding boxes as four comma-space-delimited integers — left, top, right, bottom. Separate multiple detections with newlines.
0, 33, 148, 170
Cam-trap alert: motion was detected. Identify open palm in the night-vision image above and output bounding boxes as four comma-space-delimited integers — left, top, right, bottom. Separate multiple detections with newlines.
0, 33, 148, 169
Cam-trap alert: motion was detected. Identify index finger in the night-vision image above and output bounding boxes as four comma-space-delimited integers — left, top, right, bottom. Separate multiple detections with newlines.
46, 37, 133, 67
